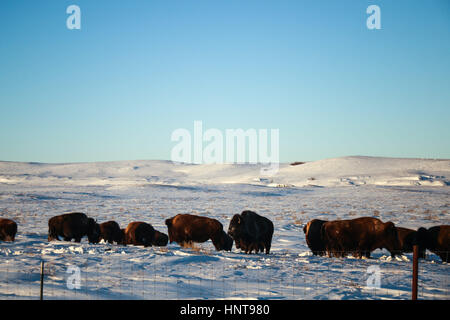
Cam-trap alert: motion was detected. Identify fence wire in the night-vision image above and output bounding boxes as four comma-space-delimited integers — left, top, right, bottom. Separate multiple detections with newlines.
0, 250, 448, 300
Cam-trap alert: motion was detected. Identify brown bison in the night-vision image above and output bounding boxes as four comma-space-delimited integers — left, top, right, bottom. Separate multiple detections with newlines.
417, 225, 450, 262
396, 227, 426, 258
99, 221, 124, 244
124, 222, 155, 247
303, 219, 327, 256
0, 218, 17, 242
321, 217, 401, 258
48, 212, 100, 243
165, 214, 233, 251
123, 222, 168, 247
227, 210, 274, 254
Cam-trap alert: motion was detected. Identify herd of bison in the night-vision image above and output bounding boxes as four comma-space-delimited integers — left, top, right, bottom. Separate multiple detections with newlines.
0, 211, 449, 262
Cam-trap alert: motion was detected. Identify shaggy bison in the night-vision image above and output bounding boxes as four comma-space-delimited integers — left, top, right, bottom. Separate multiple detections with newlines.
0, 218, 17, 242
165, 214, 232, 251
417, 225, 450, 262
396, 227, 426, 258
124, 222, 155, 247
321, 217, 401, 258
303, 219, 327, 256
99, 221, 124, 244
48, 212, 100, 243
124, 221, 168, 247
227, 210, 274, 254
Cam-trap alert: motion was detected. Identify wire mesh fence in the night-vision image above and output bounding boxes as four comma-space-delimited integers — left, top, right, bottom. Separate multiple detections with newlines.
0, 249, 448, 300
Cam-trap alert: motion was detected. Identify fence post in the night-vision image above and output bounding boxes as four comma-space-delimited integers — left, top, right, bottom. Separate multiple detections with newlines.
40, 261, 45, 300
412, 245, 418, 300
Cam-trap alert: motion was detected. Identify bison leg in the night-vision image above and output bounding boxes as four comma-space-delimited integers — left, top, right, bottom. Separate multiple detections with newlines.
240, 242, 249, 254
257, 242, 264, 254
264, 241, 271, 254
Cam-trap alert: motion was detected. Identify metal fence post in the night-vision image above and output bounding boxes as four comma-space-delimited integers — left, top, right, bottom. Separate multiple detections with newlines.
412, 245, 419, 300
40, 261, 45, 300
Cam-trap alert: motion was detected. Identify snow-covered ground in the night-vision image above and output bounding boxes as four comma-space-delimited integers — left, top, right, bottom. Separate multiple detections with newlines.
0, 156, 449, 300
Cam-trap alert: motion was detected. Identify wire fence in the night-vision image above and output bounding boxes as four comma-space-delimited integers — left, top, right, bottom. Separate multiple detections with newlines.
0, 249, 448, 300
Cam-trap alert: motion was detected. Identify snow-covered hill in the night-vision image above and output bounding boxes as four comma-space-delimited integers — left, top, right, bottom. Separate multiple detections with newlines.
1, 156, 449, 187
0, 156, 449, 300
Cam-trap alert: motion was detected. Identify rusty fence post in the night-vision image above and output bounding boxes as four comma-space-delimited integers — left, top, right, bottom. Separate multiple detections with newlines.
40, 261, 45, 300
412, 245, 419, 300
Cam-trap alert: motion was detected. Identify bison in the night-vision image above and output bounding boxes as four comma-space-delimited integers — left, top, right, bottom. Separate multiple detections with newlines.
417, 225, 450, 262
395, 227, 426, 258
0, 218, 17, 242
303, 219, 327, 256
124, 222, 155, 247
48, 212, 100, 243
123, 222, 168, 247
165, 214, 233, 251
227, 210, 274, 254
99, 221, 124, 244
321, 217, 401, 258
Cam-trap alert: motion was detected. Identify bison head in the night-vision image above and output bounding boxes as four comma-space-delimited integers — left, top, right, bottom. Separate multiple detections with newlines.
87, 218, 101, 244
153, 230, 169, 246
113, 228, 125, 245
227, 214, 243, 239
120, 228, 127, 245
219, 231, 233, 251
383, 222, 402, 256
415, 227, 429, 258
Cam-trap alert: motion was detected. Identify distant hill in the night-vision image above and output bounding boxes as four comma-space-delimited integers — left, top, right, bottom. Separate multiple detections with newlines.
0, 156, 449, 188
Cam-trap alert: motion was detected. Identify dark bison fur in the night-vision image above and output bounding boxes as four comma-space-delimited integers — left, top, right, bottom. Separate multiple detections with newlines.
418, 225, 450, 262
228, 210, 274, 254
0, 218, 17, 242
321, 217, 401, 258
124, 222, 156, 247
99, 221, 124, 244
395, 227, 426, 258
303, 219, 327, 256
153, 230, 169, 246
165, 214, 232, 251
48, 212, 100, 243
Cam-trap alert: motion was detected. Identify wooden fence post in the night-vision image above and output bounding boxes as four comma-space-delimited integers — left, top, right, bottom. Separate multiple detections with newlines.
412, 245, 418, 300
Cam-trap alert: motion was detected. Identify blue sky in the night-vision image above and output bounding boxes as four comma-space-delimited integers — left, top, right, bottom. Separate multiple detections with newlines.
1, 0, 449, 163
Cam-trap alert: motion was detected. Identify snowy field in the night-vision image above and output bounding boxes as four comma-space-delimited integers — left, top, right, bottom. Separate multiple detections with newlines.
0, 156, 449, 300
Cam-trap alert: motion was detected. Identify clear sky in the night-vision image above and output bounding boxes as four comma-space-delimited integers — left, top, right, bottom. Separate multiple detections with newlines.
1, 0, 449, 163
